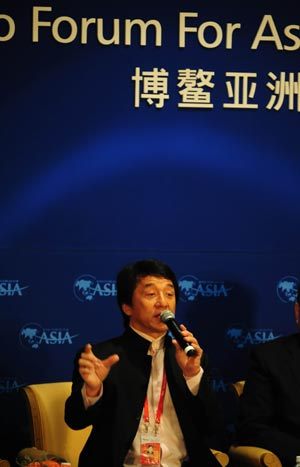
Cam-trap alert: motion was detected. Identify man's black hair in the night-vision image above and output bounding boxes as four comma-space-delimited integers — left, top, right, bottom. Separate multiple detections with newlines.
116, 259, 179, 327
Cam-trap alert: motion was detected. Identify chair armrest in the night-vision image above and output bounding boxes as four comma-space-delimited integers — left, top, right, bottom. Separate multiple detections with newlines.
229, 445, 282, 466
210, 448, 229, 466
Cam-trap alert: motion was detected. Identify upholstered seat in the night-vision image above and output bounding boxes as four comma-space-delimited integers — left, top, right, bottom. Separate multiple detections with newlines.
22, 382, 91, 467
22, 381, 229, 467
211, 449, 229, 466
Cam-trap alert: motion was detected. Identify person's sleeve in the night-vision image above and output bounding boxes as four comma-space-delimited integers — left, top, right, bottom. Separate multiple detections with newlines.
195, 353, 225, 439
65, 349, 105, 430
184, 367, 203, 395
81, 383, 103, 409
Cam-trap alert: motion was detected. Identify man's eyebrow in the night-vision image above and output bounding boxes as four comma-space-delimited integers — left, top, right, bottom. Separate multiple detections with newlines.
142, 283, 156, 289
142, 282, 174, 289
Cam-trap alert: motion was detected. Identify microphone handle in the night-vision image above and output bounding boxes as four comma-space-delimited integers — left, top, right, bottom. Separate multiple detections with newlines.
167, 319, 197, 356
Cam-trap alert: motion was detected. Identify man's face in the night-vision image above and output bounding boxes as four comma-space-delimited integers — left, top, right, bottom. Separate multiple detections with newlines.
122, 275, 176, 338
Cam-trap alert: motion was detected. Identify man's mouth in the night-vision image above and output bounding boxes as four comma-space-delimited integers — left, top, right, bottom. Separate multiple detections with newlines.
154, 313, 163, 319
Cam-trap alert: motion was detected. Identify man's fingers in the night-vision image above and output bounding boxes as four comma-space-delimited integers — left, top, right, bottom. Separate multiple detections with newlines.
102, 354, 119, 370
80, 352, 119, 370
79, 358, 94, 370
81, 344, 98, 363
179, 327, 199, 347
171, 339, 181, 351
85, 343, 93, 353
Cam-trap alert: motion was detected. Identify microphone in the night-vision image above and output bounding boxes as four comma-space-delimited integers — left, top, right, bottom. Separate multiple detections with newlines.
160, 310, 196, 356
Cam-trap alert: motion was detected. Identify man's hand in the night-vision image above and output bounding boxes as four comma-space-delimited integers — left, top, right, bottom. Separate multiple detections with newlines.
79, 343, 119, 397
172, 325, 203, 378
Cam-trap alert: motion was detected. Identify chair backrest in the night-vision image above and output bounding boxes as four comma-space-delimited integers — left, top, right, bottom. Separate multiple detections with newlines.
22, 382, 91, 467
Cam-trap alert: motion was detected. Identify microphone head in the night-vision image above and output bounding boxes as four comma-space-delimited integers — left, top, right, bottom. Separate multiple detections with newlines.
160, 310, 175, 323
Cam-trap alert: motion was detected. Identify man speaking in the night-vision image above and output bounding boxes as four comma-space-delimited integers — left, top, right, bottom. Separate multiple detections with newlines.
65, 259, 225, 467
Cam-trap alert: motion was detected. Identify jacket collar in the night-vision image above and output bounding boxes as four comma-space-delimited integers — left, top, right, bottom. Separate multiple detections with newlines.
122, 326, 173, 352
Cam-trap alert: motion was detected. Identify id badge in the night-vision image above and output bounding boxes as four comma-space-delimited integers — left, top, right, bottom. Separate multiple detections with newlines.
140, 433, 161, 465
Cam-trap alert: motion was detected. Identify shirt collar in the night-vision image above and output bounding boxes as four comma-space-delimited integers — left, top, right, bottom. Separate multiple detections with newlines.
130, 325, 166, 351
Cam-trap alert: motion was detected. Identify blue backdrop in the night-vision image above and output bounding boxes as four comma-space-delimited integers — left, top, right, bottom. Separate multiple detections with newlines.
1, 0, 300, 461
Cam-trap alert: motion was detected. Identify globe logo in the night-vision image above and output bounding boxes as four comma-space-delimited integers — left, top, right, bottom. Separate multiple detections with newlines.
178, 275, 199, 302
19, 323, 43, 349
73, 275, 97, 302
226, 326, 244, 348
226, 325, 280, 349
276, 276, 299, 303
178, 275, 231, 302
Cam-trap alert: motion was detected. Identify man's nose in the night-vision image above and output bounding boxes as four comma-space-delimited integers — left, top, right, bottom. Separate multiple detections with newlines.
156, 292, 168, 307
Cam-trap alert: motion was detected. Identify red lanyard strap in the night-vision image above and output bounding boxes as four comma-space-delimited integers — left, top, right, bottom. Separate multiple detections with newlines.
143, 370, 167, 429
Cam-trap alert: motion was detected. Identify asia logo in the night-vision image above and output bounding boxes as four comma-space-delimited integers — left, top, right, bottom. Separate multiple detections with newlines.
19, 323, 79, 350
226, 325, 281, 349
179, 275, 232, 302
0, 377, 24, 393
210, 368, 241, 393
73, 275, 117, 302
0, 280, 29, 296
276, 276, 299, 303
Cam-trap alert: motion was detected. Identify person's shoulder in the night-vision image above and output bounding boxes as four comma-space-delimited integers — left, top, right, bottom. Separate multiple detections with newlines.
93, 333, 124, 348
81, 333, 125, 357
251, 333, 298, 357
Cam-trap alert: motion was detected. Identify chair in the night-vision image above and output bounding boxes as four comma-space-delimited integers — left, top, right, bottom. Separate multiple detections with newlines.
229, 381, 282, 466
210, 449, 229, 466
21, 382, 91, 467
22, 382, 229, 467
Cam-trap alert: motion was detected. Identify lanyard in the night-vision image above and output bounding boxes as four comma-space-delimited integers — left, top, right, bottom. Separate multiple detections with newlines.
143, 369, 167, 435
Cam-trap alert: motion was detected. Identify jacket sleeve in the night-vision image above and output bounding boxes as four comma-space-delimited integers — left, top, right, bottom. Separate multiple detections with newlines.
196, 353, 225, 434
166, 348, 227, 451
64, 348, 109, 430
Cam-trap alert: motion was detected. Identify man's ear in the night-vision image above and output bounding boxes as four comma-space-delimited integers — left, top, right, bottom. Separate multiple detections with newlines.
122, 303, 132, 317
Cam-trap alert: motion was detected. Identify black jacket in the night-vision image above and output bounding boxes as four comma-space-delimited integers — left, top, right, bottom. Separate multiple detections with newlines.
237, 333, 300, 467
65, 328, 224, 467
